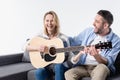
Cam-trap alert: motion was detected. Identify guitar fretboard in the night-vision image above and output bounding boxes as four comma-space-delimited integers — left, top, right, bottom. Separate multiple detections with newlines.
54, 41, 112, 53
56, 46, 85, 53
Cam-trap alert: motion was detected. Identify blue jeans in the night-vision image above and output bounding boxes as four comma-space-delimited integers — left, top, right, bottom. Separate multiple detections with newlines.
35, 64, 68, 80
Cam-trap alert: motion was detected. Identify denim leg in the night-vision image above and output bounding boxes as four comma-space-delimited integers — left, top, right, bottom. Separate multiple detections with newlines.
54, 64, 68, 80
35, 68, 50, 80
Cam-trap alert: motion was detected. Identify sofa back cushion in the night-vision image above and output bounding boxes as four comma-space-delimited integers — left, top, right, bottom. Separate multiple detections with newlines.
114, 51, 120, 74
22, 50, 30, 62
0, 53, 23, 66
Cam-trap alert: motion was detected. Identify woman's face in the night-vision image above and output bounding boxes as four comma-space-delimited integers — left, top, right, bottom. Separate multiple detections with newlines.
44, 14, 56, 33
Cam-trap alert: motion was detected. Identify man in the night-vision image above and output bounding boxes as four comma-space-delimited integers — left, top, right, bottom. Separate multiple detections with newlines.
65, 10, 120, 80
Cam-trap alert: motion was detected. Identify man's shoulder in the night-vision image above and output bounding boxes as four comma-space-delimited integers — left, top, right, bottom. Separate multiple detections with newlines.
112, 33, 120, 43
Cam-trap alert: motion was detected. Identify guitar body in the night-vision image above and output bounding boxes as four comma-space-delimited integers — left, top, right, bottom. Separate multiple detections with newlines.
29, 37, 65, 68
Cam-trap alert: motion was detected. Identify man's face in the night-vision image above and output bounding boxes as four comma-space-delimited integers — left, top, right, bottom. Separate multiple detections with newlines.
93, 14, 105, 34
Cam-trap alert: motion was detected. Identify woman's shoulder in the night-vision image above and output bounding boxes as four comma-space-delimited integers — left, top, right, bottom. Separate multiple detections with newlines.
36, 32, 49, 39
58, 33, 69, 40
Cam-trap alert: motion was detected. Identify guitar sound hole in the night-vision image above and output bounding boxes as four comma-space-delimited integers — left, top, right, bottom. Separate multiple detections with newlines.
49, 47, 56, 55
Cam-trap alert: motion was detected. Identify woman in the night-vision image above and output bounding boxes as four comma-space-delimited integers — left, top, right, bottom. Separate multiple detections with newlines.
25, 11, 73, 80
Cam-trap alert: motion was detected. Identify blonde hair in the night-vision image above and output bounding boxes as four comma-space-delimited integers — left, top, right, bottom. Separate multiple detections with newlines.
43, 11, 60, 36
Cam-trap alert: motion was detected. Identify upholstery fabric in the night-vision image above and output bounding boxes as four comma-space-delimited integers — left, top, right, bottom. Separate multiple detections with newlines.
0, 63, 34, 78
22, 50, 30, 62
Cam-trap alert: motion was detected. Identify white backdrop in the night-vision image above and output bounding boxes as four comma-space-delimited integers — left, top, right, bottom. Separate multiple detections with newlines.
0, 0, 120, 55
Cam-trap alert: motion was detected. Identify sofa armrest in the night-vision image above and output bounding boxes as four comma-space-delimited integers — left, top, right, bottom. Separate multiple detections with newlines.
0, 53, 23, 66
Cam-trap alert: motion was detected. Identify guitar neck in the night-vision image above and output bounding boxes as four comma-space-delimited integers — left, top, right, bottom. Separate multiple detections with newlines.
49, 42, 112, 54
56, 46, 85, 53
55, 41, 112, 53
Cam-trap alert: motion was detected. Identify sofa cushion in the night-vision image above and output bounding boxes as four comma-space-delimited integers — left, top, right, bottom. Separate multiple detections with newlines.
114, 51, 120, 74
82, 77, 91, 80
22, 50, 30, 62
0, 62, 35, 78
0, 53, 23, 66
27, 69, 36, 80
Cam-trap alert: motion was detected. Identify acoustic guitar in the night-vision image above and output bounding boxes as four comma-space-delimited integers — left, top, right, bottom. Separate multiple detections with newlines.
29, 37, 112, 68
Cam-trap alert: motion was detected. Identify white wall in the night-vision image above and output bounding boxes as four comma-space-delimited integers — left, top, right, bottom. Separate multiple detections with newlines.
0, 0, 120, 55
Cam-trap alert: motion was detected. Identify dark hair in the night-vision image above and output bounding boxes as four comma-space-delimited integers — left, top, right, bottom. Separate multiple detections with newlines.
97, 10, 113, 27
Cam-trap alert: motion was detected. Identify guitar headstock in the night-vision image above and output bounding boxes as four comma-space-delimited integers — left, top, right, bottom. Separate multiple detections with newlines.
95, 41, 112, 49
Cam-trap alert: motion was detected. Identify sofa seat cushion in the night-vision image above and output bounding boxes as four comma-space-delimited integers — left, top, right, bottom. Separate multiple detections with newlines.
82, 77, 91, 80
0, 62, 35, 78
27, 69, 36, 80
81, 75, 120, 80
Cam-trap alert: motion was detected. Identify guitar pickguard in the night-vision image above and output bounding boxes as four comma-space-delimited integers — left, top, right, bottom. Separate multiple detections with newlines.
44, 54, 56, 62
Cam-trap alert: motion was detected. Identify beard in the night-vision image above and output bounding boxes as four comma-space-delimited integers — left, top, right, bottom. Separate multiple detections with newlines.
94, 26, 103, 34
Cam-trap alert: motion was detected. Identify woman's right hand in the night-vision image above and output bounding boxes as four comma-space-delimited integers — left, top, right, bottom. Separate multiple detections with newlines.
26, 44, 48, 54
38, 45, 49, 54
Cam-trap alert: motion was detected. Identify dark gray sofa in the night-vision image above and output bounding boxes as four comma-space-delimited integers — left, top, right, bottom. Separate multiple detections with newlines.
0, 53, 35, 80
0, 51, 120, 80
28, 51, 120, 80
